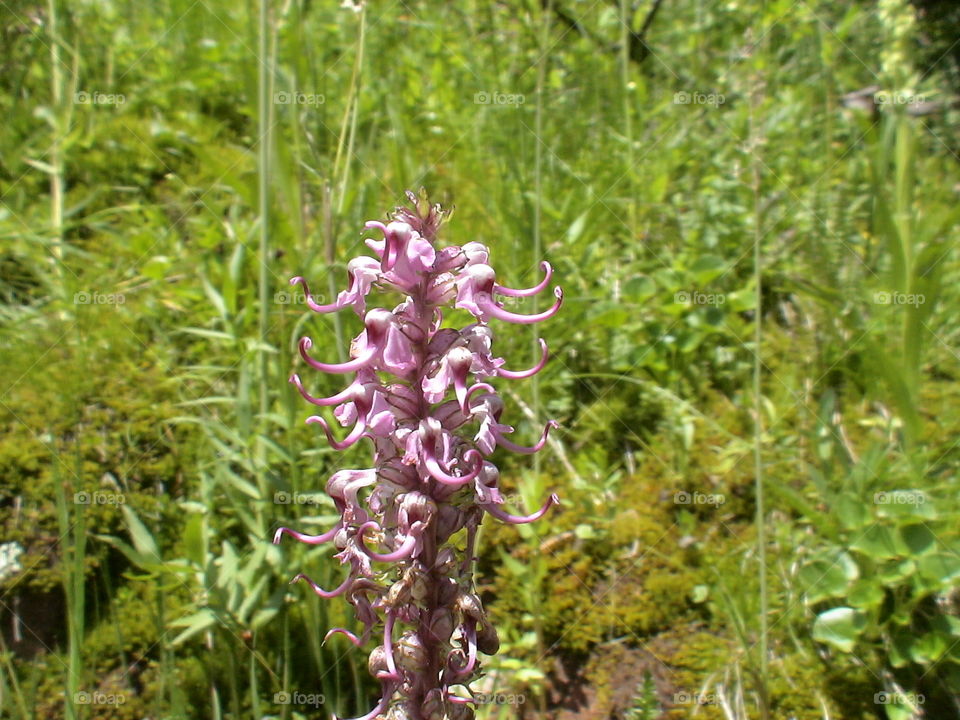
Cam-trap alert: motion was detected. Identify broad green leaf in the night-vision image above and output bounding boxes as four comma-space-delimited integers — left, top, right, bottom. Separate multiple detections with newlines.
121, 505, 160, 560
799, 552, 859, 603
691, 254, 726, 285
170, 609, 218, 646
183, 513, 205, 566
889, 627, 912, 668
812, 607, 866, 653
852, 525, 904, 560
847, 579, 884, 610
836, 493, 870, 531
565, 210, 589, 244
899, 524, 936, 556
909, 632, 948, 664
917, 553, 960, 587
878, 559, 915, 584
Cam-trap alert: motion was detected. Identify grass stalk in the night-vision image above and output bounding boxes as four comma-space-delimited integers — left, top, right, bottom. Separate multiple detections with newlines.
257, 0, 278, 504
53, 459, 85, 720
47, 0, 65, 286
620, 0, 637, 231
0, 634, 29, 720
531, 4, 552, 714
748, 27, 770, 719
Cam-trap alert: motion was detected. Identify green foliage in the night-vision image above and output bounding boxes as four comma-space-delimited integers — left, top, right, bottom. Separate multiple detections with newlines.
2, 0, 959, 718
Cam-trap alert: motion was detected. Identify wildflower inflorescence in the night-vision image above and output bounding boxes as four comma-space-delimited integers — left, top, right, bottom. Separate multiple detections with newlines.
274, 191, 561, 720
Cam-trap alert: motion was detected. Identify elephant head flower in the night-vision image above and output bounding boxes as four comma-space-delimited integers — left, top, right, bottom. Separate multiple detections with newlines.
273, 191, 561, 720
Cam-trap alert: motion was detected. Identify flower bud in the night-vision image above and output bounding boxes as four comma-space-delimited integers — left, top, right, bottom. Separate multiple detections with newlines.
429, 607, 454, 643
477, 622, 500, 655
396, 631, 428, 673
420, 689, 445, 720
368, 645, 388, 677
455, 592, 485, 623
449, 702, 475, 720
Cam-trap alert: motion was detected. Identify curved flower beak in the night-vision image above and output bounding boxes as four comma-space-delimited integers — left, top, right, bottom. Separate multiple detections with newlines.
480, 286, 563, 325
290, 275, 341, 313
299, 336, 377, 374
298, 309, 393, 374
273, 524, 341, 546
497, 339, 549, 379
493, 261, 553, 297
423, 443, 484, 487
356, 521, 423, 562
332, 680, 397, 720
323, 627, 364, 647
307, 414, 368, 451
481, 493, 560, 524
495, 419, 559, 454
290, 572, 354, 599
289, 373, 357, 406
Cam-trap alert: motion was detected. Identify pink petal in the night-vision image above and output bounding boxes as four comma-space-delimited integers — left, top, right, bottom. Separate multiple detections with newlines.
494, 261, 553, 297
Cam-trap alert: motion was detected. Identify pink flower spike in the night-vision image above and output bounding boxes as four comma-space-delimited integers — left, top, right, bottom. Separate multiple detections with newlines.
494, 261, 553, 297
323, 627, 364, 647
496, 420, 559, 454
481, 493, 560, 524
290, 572, 353, 599
480, 286, 563, 325
423, 448, 484, 487
290, 276, 341, 313
289, 374, 356, 406
306, 415, 367, 451
299, 337, 377, 374
497, 339, 549, 380
273, 524, 340, 546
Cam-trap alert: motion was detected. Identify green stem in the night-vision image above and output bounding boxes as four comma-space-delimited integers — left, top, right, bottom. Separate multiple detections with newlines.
531, 5, 551, 714
257, 0, 275, 504
48, 0, 65, 287
749, 30, 770, 720
53, 459, 85, 720
620, 0, 636, 230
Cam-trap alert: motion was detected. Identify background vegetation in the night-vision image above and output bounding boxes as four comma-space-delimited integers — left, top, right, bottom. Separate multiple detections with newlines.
1, 0, 958, 718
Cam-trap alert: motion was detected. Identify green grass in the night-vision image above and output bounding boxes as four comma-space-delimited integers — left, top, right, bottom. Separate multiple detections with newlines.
1, 0, 959, 718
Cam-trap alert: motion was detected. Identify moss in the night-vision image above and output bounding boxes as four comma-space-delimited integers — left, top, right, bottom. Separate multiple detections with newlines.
0, 312, 199, 598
